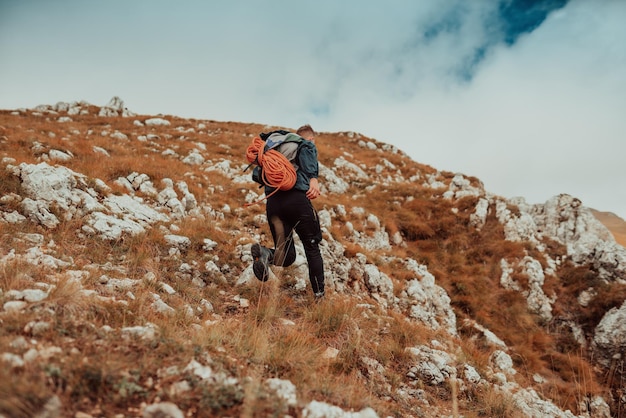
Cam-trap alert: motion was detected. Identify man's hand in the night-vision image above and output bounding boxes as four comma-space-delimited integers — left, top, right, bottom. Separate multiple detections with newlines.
306, 178, 321, 200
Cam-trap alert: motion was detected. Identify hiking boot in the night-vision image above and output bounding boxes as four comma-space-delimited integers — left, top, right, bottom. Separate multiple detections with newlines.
251, 243, 271, 282
314, 291, 325, 300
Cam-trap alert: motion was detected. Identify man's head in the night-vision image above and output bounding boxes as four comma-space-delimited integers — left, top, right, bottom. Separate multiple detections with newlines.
296, 124, 316, 141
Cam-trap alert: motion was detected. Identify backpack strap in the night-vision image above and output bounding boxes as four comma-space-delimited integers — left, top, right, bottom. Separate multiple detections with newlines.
259, 130, 289, 141
264, 132, 303, 151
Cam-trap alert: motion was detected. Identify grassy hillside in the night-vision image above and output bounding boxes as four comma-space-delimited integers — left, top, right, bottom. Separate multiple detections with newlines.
0, 103, 624, 417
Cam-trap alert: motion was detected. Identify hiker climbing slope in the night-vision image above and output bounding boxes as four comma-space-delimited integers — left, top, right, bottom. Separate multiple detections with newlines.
246, 124, 325, 299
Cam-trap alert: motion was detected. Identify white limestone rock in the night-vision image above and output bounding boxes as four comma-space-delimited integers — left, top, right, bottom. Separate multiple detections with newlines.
592, 299, 626, 368
423, 172, 446, 189
92, 146, 110, 157
21, 247, 71, 269
177, 181, 197, 211
333, 156, 368, 180
443, 173, 482, 200
489, 350, 516, 376
2, 352, 25, 368
500, 257, 553, 322
362, 263, 395, 308
1, 210, 27, 224
85, 211, 145, 240
104, 194, 168, 224
182, 150, 205, 165
24, 320, 51, 336
99, 96, 135, 117
143, 402, 184, 418
406, 345, 456, 385
21, 198, 59, 228
4, 301, 28, 312
122, 323, 158, 341
145, 117, 171, 126
265, 378, 298, 407
10, 289, 49, 302
164, 234, 191, 251
495, 199, 539, 244
319, 162, 349, 194
470, 198, 489, 230
464, 364, 482, 385
16, 162, 104, 218
48, 149, 73, 161
302, 400, 379, 418
402, 259, 457, 335
110, 131, 128, 141
579, 396, 612, 418
152, 299, 175, 314
528, 194, 626, 281
512, 388, 578, 418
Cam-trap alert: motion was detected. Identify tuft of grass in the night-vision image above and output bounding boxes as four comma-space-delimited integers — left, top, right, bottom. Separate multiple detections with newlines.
305, 297, 358, 340
264, 327, 322, 377
374, 312, 430, 367
468, 388, 525, 418
0, 259, 36, 291
0, 169, 24, 203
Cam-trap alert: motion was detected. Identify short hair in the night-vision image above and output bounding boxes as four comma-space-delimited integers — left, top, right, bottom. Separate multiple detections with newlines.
296, 124, 316, 137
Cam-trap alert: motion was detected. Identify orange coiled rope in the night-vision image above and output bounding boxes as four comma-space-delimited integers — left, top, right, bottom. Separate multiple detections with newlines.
245, 136, 297, 206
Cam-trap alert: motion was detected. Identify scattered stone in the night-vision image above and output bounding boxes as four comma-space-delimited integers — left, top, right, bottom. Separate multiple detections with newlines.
145, 117, 171, 126
143, 402, 184, 418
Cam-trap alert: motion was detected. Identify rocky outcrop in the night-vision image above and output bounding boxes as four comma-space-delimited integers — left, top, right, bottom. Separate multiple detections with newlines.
483, 193, 626, 388
492, 194, 626, 282
3, 162, 206, 240
401, 259, 457, 335
500, 257, 554, 322
98, 96, 136, 117
530, 195, 626, 281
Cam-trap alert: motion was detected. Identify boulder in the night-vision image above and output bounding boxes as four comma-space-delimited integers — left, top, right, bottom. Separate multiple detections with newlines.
592, 300, 626, 368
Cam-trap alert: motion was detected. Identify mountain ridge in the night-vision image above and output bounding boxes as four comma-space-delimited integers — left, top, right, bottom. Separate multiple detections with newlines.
592, 209, 626, 247
1, 98, 625, 418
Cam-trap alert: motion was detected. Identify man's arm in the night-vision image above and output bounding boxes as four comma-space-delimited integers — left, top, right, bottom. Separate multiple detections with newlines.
299, 142, 320, 199
306, 177, 320, 200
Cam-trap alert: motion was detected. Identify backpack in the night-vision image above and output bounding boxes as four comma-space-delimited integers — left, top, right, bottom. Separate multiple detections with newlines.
246, 130, 305, 189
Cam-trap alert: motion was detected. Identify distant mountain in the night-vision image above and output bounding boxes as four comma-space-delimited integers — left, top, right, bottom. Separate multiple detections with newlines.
1, 97, 624, 418
592, 209, 626, 247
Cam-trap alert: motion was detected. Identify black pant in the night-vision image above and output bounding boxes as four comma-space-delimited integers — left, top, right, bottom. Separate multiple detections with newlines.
266, 189, 324, 294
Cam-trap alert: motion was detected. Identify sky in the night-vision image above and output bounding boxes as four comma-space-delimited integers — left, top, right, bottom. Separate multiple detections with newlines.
1, 0, 625, 220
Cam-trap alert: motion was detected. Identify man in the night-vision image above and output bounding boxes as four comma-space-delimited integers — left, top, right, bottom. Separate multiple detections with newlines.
250, 124, 325, 299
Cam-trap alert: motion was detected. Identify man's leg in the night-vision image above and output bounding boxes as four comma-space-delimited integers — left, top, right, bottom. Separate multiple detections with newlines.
294, 202, 324, 296
301, 236, 324, 296
252, 197, 296, 281
268, 215, 296, 267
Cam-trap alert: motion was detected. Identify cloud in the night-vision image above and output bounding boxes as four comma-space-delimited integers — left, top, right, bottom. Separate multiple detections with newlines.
382, 3, 619, 195
290, 0, 625, 218
0, 0, 624, 219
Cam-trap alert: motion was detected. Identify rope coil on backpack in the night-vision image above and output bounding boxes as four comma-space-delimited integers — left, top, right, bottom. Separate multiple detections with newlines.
245, 136, 297, 206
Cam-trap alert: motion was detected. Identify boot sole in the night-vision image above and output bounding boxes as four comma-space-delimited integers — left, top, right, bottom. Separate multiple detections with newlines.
251, 243, 269, 282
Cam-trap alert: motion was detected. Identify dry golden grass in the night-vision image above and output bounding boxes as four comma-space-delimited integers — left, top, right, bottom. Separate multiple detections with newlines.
0, 365, 52, 418
462, 388, 525, 418
0, 259, 37, 291
43, 273, 89, 315
0, 168, 24, 203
